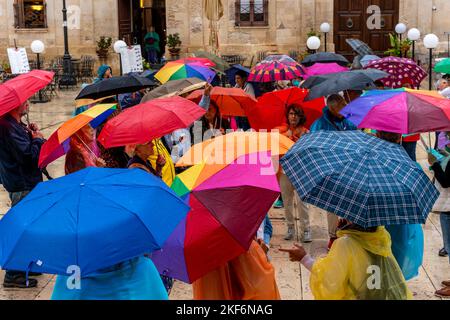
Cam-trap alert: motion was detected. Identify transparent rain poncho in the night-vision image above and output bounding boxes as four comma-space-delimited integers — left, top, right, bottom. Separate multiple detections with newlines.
310, 227, 412, 300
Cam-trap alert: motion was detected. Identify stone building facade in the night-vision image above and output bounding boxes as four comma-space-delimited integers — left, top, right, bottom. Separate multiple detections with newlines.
0, 0, 449, 72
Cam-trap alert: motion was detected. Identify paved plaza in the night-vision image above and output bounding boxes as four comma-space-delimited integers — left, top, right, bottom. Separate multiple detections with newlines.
0, 90, 449, 300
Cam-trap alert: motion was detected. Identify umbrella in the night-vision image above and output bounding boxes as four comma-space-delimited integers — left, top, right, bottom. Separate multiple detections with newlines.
281, 131, 439, 228
302, 69, 389, 100
364, 57, 427, 89
141, 77, 206, 102
245, 88, 325, 130
303, 62, 349, 79
345, 39, 375, 57
194, 50, 230, 72
225, 64, 251, 86
97, 96, 205, 148
186, 87, 257, 117
248, 55, 305, 83
360, 55, 381, 68
301, 52, 349, 67
0, 167, 190, 276
75, 74, 156, 100
38, 103, 117, 168
340, 88, 450, 134
0, 70, 54, 117
154, 59, 216, 84
176, 131, 294, 167
434, 58, 450, 74
151, 151, 280, 283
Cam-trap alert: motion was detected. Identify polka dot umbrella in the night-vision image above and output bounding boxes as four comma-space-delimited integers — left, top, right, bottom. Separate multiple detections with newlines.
364, 57, 427, 89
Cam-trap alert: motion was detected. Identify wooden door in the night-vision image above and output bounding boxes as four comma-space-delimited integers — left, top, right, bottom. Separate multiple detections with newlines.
334, 0, 399, 61
118, 0, 132, 44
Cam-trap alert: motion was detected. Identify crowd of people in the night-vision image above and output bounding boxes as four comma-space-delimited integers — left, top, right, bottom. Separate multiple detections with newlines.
0, 54, 449, 300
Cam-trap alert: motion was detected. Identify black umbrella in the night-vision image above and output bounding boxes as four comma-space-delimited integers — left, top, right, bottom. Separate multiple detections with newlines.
301, 69, 388, 101
301, 52, 350, 67
75, 74, 156, 100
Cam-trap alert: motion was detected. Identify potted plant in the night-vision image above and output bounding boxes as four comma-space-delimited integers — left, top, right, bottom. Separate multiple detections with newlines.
96, 36, 112, 60
385, 34, 412, 58
167, 33, 182, 58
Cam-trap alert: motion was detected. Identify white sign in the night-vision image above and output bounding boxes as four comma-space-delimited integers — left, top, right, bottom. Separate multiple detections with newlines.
120, 45, 144, 74
7, 47, 30, 74
67, 5, 81, 30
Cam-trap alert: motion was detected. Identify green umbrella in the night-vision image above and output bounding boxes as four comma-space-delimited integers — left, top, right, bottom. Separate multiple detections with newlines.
434, 58, 450, 74
194, 50, 230, 72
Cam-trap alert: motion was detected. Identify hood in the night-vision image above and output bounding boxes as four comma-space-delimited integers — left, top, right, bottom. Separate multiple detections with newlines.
337, 226, 392, 257
97, 64, 112, 79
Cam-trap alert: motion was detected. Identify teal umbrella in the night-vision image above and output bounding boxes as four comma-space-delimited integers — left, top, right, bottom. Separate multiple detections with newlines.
434, 58, 450, 74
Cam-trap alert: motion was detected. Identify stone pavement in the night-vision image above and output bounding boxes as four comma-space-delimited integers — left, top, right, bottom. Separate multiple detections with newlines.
0, 90, 449, 300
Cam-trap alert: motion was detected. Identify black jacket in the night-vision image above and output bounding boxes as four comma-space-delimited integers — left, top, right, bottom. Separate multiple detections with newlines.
432, 161, 450, 188
0, 115, 45, 192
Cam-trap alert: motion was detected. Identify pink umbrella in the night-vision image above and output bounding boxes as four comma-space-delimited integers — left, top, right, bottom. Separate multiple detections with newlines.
364, 57, 427, 89
0, 70, 54, 117
303, 63, 349, 79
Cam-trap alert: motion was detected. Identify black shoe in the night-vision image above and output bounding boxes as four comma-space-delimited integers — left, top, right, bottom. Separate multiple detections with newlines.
439, 248, 448, 257
3, 275, 38, 289
28, 272, 42, 277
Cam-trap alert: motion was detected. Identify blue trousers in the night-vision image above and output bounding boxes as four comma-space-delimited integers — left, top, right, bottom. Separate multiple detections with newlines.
441, 212, 450, 264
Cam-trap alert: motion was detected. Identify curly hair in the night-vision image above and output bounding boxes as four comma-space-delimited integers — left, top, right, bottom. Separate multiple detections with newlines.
286, 104, 307, 127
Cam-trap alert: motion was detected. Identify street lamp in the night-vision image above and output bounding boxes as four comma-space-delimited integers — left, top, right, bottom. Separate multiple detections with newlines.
307, 36, 321, 54
114, 40, 127, 76
30, 40, 49, 103
424, 33, 440, 90
395, 23, 407, 57
59, 0, 77, 88
407, 28, 421, 61
320, 22, 331, 52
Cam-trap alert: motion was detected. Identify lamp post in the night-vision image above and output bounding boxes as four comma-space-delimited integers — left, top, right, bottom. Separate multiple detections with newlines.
320, 22, 331, 52
407, 28, 421, 61
59, 0, 77, 88
424, 33, 440, 90
114, 40, 127, 76
30, 40, 49, 103
395, 23, 407, 57
445, 32, 450, 58
307, 36, 321, 54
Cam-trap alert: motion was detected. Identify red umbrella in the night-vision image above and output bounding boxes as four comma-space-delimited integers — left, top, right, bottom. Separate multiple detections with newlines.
186, 87, 257, 117
97, 96, 206, 148
181, 57, 216, 68
0, 70, 54, 117
246, 88, 325, 130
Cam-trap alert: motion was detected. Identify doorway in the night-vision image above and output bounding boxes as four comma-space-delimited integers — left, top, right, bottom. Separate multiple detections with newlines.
118, 0, 167, 61
333, 0, 399, 61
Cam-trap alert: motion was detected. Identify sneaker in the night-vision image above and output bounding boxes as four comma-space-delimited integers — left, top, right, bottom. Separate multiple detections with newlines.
3, 275, 38, 289
327, 237, 337, 250
439, 248, 448, 257
274, 199, 284, 209
435, 286, 450, 298
302, 230, 312, 243
284, 226, 294, 241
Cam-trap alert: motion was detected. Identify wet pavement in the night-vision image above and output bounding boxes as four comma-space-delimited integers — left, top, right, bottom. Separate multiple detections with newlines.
0, 89, 448, 300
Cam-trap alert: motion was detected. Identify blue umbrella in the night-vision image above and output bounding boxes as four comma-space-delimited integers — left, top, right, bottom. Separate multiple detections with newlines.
360, 55, 381, 68
0, 167, 190, 277
225, 64, 251, 87
281, 131, 439, 228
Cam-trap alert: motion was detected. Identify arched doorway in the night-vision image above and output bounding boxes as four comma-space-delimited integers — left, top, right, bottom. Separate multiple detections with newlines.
118, 0, 166, 61
334, 0, 399, 61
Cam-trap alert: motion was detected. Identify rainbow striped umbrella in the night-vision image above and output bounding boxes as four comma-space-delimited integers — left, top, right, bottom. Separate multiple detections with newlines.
154, 58, 216, 84
38, 104, 117, 168
340, 88, 450, 134
248, 55, 305, 83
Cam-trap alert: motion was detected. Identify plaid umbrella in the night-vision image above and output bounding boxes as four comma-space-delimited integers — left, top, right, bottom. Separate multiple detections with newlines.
248, 55, 305, 82
364, 57, 427, 89
281, 131, 439, 228
346, 39, 374, 56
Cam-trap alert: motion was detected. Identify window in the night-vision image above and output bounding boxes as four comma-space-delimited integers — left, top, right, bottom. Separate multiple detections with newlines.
14, 0, 47, 29
235, 0, 268, 27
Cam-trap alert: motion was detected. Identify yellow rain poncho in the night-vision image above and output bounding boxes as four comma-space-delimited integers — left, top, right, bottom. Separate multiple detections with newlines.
310, 227, 412, 300
148, 139, 176, 186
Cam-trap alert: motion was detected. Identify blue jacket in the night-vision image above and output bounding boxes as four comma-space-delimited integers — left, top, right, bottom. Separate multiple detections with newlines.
0, 115, 45, 192
310, 107, 358, 132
